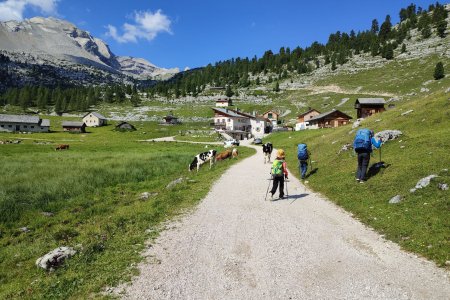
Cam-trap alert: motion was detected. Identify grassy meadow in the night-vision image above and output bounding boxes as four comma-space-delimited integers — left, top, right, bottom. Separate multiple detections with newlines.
0, 121, 255, 299
268, 90, 450, 266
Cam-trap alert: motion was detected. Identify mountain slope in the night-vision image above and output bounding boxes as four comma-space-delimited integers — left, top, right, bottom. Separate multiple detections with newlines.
0, 17, 178, 87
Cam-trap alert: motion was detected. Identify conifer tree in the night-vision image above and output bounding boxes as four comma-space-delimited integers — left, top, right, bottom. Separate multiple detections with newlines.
421, 25, 432, 38
436, 20, 447, 38
225, 85, 234, 97
371, 19, 379, 33
379, 15, 392, 41
401, 43, 407, 53
331, 59, 337, 71
273, 81, 280, 92
434, 62, 445, 80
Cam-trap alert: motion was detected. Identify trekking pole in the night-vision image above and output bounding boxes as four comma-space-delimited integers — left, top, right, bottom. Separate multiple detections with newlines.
379, 147, 382, 163
285, 178, 289, 198
265, 175, 273, 201
309, 157, 313, 175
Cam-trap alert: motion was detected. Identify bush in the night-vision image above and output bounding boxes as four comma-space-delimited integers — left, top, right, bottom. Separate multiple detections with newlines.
433, 62, 445, 80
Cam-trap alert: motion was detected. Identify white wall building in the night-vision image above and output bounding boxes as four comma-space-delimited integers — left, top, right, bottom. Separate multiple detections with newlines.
82, 112, 107, 127
0, 114, 50, 133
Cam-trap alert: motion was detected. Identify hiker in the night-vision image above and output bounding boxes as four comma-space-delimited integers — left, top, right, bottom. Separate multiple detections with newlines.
270, 149, 289, 200
297, 143, 310, 179
353, 129, 382, 183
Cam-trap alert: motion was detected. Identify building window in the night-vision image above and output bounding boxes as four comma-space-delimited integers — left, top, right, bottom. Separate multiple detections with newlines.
0, 125, 3, 127
228, 119, 230, 122
268, 113, 273, 118
9, 125, 12, 127
31, 126, 35, 128
24, 125, 27, 128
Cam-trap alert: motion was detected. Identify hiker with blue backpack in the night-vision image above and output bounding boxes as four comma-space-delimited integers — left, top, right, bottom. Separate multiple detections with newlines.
353, 128, 382, 183
297, 143, 311, 179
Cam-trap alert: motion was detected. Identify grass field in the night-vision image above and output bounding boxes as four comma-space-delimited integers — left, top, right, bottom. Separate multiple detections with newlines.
0, 122, 255, 299
268, 90, 450, 266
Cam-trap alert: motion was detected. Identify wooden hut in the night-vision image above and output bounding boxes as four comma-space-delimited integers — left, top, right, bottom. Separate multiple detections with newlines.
355, 98, 386, 118
307, 110, 352, 129
62, 121, 86, 133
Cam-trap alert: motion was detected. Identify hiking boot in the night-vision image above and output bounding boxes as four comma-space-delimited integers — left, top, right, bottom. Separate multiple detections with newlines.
270, 193, 274, 201
279, 194, 284, 199
356, 178, 360, 182
359, 180, 365, 184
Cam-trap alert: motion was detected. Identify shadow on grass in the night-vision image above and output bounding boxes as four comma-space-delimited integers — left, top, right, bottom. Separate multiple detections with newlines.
306, 168, 319, 178
367, 161, 391, 179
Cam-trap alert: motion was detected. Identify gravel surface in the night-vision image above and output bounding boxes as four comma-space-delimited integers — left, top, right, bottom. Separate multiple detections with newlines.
116, 143, 450, 299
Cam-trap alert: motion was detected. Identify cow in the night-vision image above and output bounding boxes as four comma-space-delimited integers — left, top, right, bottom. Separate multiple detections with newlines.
55, 144, 70, 151
216, 149, 232, 161
232, 148, 238, 159
262, 143, 273, 164
189, 150, 217, 172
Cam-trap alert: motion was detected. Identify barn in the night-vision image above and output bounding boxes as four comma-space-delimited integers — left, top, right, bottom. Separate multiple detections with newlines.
355, 98, 386, 119
115, 121, 136, 131
307, 109, 352, 129
62, 121, 86, 133
296, 108, 321, 131
0, 114, 50, 133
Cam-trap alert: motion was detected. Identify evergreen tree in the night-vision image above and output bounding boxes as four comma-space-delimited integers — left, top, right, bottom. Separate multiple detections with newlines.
421, 25, 432, 38
371, 41, 380, 57
273, 81, 280, 92
434, 62, 445, 80
371, 19, 379, 33
379, 15, 392, 41
436, 20, 447, 38
401, 43, 407, 53
130, 92, 141, 106
331, 59, 337, 71
225, 85, 234, 97
384, 44, 394, 60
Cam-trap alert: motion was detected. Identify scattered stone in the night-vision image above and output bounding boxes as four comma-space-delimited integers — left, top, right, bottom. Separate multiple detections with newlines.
352, 118, 363, 129
442, 169, 448, 172
338, 143, 352, 154
445, 87, 450, 93
332, 140, 338, 144
400, 145, 405, 149
40, 212, 54, 217
374, 130, 403, 142
19, 227, 30, 233
410, 175, 438, 193
139, 192, 158, 200
389, 195, 403, 204
375, 119, 382, 122
387, 97, 400, 103
166, 177, 184, 189
420, 87, 430, 93
401, 110, 414, 116
36, 247, 76, 271
438, 183, 448, 191
445, 260, 450, 266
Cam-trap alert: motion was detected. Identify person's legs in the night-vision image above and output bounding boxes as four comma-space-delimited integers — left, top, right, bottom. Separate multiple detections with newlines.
270, 176, 280, 196
356, 153, 364, 180
279, 177, 285, 198
300, 161, 308, 178
360, 152, 370, 181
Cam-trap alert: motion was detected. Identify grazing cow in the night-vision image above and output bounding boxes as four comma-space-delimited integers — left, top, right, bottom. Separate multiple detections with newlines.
216, 149, 232, 161
55, 144, 70, 151
232, 148, 238, 159
189, 150, 217, 172
262, 143, 273, 164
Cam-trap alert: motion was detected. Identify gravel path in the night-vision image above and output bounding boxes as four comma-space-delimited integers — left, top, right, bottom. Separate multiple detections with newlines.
118, 144, 450, 299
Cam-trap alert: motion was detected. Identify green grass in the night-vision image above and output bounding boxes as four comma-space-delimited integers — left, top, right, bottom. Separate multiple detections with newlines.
0, 121, 255, 299
268, 90, 450, 266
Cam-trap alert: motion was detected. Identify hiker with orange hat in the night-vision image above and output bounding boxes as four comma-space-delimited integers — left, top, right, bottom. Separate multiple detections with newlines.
269, 149, 289, 200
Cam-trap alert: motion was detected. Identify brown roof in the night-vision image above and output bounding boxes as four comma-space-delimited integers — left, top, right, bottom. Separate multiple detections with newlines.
297, 109, 320, 118
308, 109, 352, 122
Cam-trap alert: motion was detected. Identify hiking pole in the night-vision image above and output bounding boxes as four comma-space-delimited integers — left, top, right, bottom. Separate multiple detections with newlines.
265, 175, 273, 201
285, 178, 289, 198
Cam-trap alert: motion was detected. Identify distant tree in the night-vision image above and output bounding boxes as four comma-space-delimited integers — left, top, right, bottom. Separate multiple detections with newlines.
130, 92, 141, 106
273, 81, 280, 92
434, 62, 445, 80
421, 25, 432, 38
255, 77, 260, 85
225, 85, 234, 97
384, 44, 394, 60
371, 19, 379, 33
379, 15, 392, 41
371, 41, 380, 57
436, 20, 447, 38
331, 59, 337, 71
401, 43, 407, 53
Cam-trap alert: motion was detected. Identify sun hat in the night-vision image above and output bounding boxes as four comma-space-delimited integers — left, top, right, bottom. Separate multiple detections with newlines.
277, 149, 285, 158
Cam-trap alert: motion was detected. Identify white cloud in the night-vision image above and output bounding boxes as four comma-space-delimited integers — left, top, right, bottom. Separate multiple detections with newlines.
0, 0, 59, 22
106, 10, 172, 43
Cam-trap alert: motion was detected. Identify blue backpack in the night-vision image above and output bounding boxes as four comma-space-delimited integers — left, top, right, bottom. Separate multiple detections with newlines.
353, 129, 372, 152
297, 144, 309, 160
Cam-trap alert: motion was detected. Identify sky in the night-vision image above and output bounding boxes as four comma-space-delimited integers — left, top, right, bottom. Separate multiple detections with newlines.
0, 0, 445, 70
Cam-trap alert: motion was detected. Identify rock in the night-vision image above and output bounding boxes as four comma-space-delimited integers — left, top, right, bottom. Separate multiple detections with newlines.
387, 97, 400, 102
438, 183, 448, 191
401, 110, 414, 116
352, 118, 363, 129
338, 143, 352, 154
19, 227, 30, 233
374, 130, 403, 142
389, 195, 402, 204
36, 247, 76, 271
400, 145, 405, 149
139, 192, 158, 200
375, 119, 382, 122
41, 212, 54, 217
420, 87, 429, 92
410, 175, 438, 193
445, 260, 450, 266
166, 177, 184, 189
445, 87, 450, 93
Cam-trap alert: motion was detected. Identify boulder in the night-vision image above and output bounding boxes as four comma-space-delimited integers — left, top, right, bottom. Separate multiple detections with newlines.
166, 177, 184, 189
374, 130, 403, 142
338, 143, 352, 154
352, 119, 363, 129
389, 195, 402, 204
36, 247, 76, 271
438, 183, 448, 191
410, 175, 438, 193
401, 110, 414, 116
139, 192, 158, 200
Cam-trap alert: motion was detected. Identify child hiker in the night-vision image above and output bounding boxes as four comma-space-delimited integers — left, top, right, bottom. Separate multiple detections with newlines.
270, 149, 289, 200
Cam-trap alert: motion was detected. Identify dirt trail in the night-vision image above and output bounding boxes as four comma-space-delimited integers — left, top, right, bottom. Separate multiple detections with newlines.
117, 143, 450, 299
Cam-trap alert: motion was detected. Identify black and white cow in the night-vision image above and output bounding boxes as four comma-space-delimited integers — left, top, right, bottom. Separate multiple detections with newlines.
262, 143, 273, 164
189, 150, 217, 172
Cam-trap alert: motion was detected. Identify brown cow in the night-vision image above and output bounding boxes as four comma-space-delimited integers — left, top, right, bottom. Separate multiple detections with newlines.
55, 144, 70, 151
215, 149, 232, 161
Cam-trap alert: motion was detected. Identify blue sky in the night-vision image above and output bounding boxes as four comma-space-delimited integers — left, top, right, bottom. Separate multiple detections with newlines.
0, 0, 444, 69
